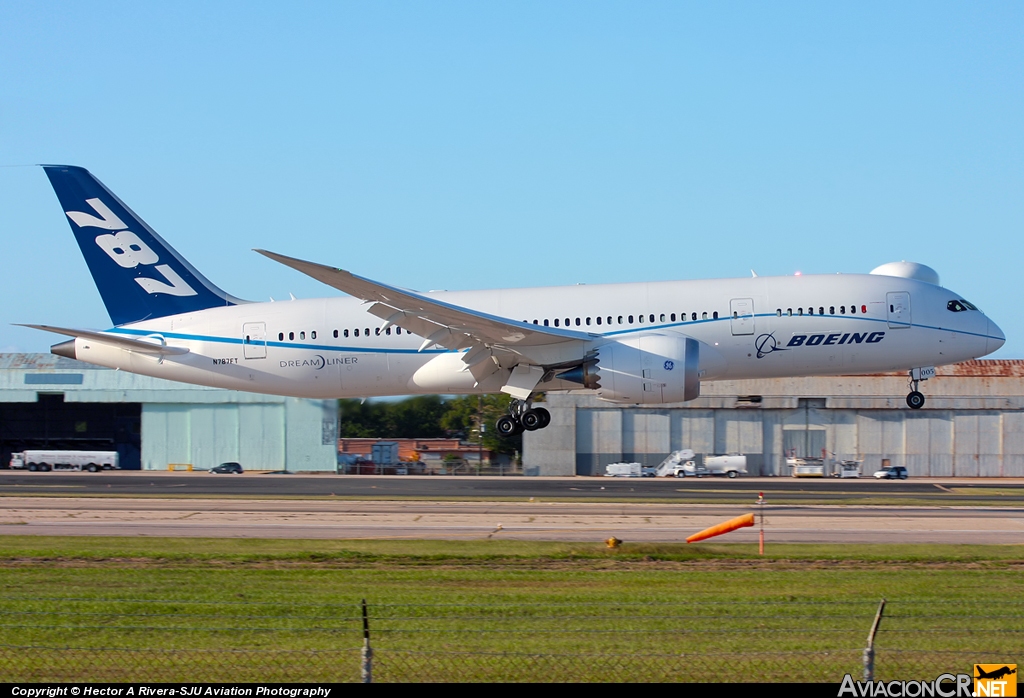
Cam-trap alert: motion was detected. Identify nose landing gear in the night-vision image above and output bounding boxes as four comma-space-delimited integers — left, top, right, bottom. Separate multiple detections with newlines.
906, 368, 932, 410
496, 398, 551, 437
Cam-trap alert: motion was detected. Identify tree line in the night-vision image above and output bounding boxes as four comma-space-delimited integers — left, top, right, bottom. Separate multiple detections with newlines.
338, 394, 522, 454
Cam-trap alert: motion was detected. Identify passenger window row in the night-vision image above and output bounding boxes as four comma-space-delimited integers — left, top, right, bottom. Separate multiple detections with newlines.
277, 307, 740, 342
775, 304, 867, 318
277, 327, 405, 341
524, 311, 720, 328
278, 330, 317, 341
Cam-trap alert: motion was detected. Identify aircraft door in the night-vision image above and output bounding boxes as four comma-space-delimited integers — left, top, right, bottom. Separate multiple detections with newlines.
730, 298, 755, 335
242, 322, 267, 359
886, 292, 911, 329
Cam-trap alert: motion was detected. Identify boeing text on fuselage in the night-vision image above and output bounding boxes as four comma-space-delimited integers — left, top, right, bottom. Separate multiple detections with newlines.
25, 166, 1006, 436
785, 331, 886, 348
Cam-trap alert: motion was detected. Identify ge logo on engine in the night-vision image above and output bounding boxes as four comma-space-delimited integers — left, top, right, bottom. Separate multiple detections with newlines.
664, 360, 675, 371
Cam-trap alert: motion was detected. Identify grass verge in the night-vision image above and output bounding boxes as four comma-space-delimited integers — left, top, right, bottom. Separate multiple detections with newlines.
0, 537, 1020, 682
0, 536, 1022, 564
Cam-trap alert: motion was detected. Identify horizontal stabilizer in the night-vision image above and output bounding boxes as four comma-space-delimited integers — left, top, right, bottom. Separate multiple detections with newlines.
18, 324, 190, 355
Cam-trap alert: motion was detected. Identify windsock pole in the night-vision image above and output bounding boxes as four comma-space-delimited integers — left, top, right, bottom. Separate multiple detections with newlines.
758, 491, 765, 555
686, 512, 755, 543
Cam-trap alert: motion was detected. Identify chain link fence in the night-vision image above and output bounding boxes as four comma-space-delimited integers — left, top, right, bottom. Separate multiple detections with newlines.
0, 597, 1019, 682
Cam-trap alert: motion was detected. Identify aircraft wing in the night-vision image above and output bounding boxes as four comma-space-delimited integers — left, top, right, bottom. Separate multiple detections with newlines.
256, 250, 596, 397
255, 250, 596, 351
19, 324, 191, 356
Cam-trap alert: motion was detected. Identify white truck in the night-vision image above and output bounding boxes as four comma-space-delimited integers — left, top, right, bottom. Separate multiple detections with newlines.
9, 450, 119, 472
654, 450, 697, 477
656, 451, 747, 478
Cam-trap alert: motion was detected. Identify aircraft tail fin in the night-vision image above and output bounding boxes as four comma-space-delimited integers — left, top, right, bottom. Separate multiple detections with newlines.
42, 165, 245, 326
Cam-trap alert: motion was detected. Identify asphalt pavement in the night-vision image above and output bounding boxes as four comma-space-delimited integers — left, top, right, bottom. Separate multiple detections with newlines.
1, 471, 1022, 503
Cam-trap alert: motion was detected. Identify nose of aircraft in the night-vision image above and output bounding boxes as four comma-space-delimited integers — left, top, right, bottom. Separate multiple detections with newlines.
987, 318, 1006, 355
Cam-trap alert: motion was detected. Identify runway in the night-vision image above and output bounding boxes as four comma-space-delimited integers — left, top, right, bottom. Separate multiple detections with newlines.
2, 471, 1024, 504
1, 497, 1022, 543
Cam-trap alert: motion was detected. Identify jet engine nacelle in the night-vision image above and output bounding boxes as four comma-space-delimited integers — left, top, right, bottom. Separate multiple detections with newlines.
561, 332, 700, 405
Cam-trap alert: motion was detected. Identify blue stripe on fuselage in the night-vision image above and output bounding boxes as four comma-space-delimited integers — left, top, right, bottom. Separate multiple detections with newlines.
106, 312, 1001, 354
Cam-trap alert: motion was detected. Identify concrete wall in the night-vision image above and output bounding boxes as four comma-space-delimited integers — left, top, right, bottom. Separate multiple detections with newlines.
525, 361, 1024, 477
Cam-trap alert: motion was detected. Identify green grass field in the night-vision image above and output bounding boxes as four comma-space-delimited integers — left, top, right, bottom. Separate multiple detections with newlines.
0, 537, 1021, 682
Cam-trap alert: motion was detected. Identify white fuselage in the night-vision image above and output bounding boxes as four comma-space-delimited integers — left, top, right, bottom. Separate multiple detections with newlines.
70, 271, 1002, 401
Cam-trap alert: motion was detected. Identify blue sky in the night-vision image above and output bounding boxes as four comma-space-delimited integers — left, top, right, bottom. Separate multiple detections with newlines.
1, 2, 1021, 356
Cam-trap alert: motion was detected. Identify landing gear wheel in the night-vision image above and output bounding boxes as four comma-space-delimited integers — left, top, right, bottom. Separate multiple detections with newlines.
907, 391, 925, 410
521, 407, 551, 431
496, 415, 522, 437
535, 407, 551, 429
521, 409, 542, 431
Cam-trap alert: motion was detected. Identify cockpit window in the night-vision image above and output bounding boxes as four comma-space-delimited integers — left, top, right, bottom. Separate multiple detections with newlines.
961, 299, 978, 310
947, 300, 968, 312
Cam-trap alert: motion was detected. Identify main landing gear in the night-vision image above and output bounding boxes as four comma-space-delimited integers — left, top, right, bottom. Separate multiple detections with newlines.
496, 399, 551, 437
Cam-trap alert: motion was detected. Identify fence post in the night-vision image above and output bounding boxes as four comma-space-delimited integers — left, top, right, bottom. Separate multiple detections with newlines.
361, 598, 373, 683
863, 599, 886, 682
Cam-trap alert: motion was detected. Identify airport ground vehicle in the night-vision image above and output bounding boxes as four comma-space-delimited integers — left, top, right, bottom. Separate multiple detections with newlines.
654, 450, 697, 477
679, 462, 711, 477
788, 457, 826, 477
654, 450, 747, 478
873, 465, 909, 479
702, 455, 747, 478
605, 462, 643, 477
832, 460, 862, 478
209, 462, 243, 474
9, 450, 119, 472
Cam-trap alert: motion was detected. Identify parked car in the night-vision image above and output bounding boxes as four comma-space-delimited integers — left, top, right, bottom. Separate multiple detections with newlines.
210, 462, 243, 474
872, 465, 908, 480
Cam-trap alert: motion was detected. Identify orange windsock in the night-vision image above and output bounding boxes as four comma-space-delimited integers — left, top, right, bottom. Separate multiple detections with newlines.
686, 513, 756, 543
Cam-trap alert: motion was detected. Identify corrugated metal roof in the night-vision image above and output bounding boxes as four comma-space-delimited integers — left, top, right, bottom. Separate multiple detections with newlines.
940, 360, 1024, 377
0, 353, 104, 370
0, 354, 289, 403
865, 360, 1024, 378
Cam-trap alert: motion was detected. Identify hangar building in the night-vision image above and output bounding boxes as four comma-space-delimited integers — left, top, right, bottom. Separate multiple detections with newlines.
0, 354, 337, 471
523, 360, 1024, 477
